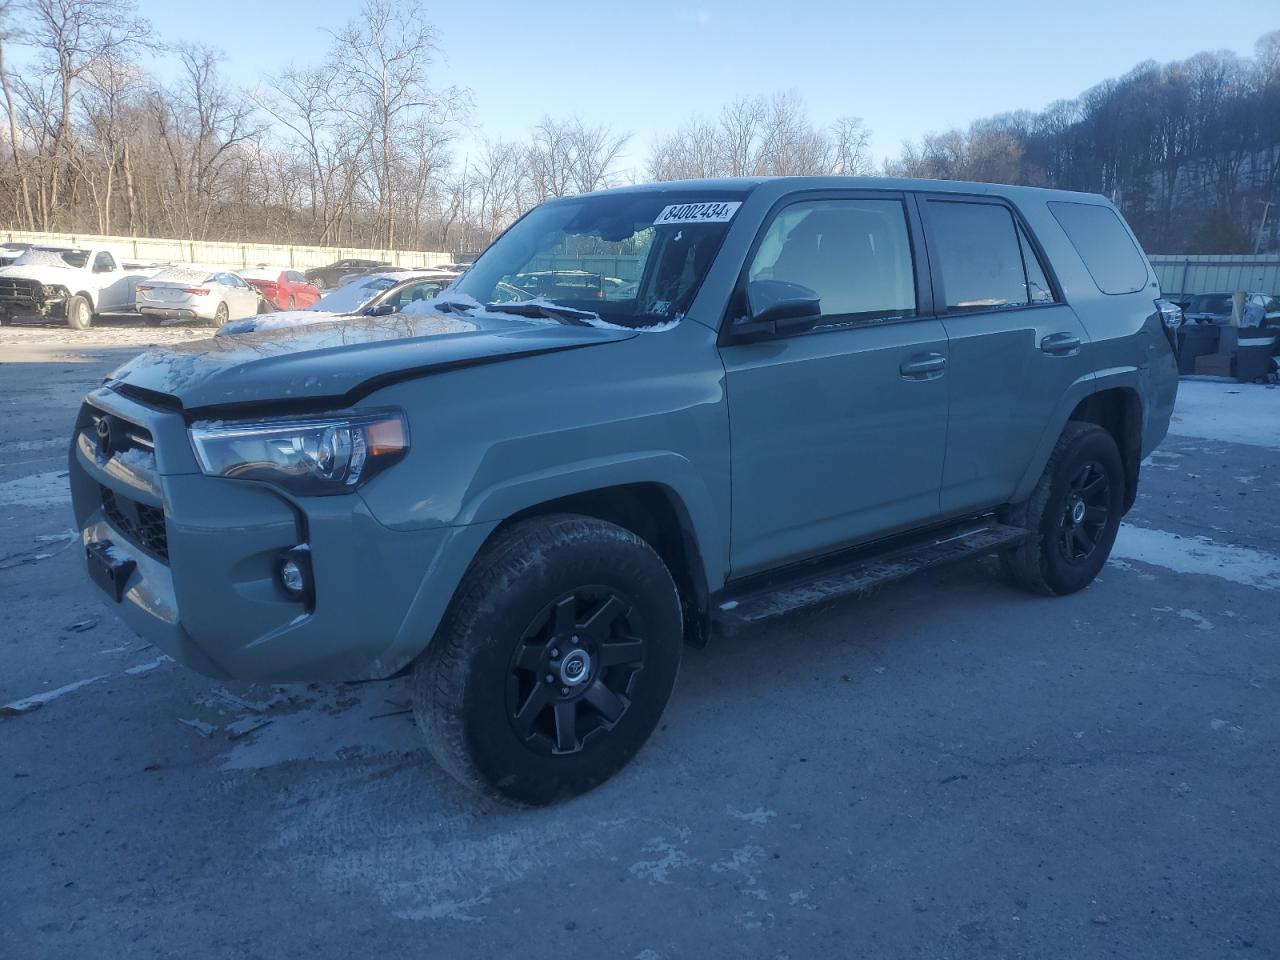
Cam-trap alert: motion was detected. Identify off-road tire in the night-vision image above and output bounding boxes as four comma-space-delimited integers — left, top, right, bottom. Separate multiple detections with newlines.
411, 514, 682, 806
65, 294, 92, 330
212, 302, 229, 327
1002, 421, 1125, 596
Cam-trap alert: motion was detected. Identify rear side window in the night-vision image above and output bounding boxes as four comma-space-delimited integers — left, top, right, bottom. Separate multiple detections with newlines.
747, 198, 917, 326
1047, 201, 1148, 295
926, 200, 1046, 312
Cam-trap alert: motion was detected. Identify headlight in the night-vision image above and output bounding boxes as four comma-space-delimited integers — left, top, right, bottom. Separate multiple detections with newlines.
189, 410, 408, 496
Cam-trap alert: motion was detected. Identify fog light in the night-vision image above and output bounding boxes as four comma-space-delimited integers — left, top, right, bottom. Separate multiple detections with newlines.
277, 545, 313, 603
280, 560, 305, 594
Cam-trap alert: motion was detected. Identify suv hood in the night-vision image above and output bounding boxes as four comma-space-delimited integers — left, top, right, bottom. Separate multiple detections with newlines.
108, 310, 638, 414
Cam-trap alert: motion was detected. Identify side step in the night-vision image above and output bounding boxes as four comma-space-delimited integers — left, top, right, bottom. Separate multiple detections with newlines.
714, 521, 1029, 632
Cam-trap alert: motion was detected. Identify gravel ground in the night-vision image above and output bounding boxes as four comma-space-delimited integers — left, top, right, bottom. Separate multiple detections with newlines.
2, 322, 1278, 959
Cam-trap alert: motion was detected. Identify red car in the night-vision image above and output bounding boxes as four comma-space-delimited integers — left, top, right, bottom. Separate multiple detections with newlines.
238, 268, 321, 311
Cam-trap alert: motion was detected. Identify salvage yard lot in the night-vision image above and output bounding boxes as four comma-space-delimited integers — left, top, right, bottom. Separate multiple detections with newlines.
2, 321, 1278, 958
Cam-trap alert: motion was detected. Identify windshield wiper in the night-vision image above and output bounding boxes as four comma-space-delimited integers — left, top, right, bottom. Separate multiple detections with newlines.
431, 298, 478, 315
482, 302, 596, 327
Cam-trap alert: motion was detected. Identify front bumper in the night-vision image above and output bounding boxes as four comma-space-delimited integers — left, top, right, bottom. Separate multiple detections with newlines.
70, 386, 492, 681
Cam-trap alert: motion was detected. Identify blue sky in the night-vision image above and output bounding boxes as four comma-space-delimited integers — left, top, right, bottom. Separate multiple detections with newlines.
65, 0, 1280, 172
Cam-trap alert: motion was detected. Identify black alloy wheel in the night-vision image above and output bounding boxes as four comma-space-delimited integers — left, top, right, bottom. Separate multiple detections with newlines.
505, 587, 646, 755
1057, 461, 1110, 564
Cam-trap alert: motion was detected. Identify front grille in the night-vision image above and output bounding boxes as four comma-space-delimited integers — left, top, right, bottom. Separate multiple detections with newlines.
0, 276, 43, 303
88, 409, 155, 455
102, 486, 168, 561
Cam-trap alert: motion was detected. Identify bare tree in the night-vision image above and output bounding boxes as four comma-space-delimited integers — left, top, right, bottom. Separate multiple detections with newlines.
327, 0, 468, 249
151, 44, 260, 239
22, 0, 150, 227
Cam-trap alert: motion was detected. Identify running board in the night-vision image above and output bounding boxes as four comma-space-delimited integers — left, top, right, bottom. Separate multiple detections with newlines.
714, 522, 1029, 632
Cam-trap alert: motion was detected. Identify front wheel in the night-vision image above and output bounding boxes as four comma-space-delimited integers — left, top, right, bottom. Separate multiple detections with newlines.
1002, 421, 1125, 596
412, 515, 682, 805
65, 295, 92, 330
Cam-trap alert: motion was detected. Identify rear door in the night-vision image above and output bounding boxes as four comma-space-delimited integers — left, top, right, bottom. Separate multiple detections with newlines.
719, 192, 950, 577
917, 194, 1093, 515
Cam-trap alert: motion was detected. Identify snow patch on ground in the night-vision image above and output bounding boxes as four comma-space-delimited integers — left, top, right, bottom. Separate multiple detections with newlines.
218, 681, 420, 770
0, 470, 70, 507
1, 675, 107, 715
1111, 523, 1280, 590
1169, 381, 1280, 449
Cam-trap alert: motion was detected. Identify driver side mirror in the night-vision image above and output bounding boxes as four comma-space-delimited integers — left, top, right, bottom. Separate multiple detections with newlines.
363, 303, 396, 317
734, 279, 822, 339
93, 263, 115, 274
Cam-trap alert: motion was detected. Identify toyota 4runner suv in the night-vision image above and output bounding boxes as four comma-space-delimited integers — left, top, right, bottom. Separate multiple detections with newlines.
70, 178, 1180, 804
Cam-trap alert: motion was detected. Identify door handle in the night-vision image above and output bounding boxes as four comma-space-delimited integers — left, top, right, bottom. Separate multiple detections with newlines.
1040, 332, 1082, 355
899, 352, 947, 379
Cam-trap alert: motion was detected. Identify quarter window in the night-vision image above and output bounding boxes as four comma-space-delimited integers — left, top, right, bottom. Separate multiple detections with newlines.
1018, 223, 1055, 304
1048, 201, 1148, 295
93, 251, 117, 272
927, 200, 1049, 313
747, 198, 917, 326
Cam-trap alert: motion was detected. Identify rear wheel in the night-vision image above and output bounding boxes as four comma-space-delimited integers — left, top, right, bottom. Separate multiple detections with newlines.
212, 302, 229, 327
1002, 421, 1125, 596
65, 295, 92, 331
142, 313, 163, 327
0, 308, 10, 326
412, 515, 682, 805
287, 295, 296, 309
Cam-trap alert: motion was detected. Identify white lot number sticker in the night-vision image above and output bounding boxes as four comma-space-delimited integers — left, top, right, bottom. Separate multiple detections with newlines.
653, 201, 742, 226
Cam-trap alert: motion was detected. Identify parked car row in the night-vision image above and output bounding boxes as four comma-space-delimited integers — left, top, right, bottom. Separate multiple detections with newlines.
0, 247, 467, 330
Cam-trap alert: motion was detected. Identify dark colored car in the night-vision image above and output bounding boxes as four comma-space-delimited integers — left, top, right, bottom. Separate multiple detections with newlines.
303, 258, 390, 291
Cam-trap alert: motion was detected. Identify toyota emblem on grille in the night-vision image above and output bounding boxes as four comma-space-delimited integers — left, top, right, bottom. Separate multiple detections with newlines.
95, 416, 117, 458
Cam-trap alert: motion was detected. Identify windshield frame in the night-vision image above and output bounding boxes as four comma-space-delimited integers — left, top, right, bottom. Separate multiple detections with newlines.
451, 188, 749, 329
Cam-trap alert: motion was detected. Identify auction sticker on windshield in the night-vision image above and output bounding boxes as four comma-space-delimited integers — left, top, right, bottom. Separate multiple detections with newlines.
654, 201, 742, 226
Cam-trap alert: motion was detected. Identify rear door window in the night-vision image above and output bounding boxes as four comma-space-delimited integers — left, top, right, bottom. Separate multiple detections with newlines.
926, 200, 1039, 313
747, 198, 917, 326
1047, 201, 1148, 295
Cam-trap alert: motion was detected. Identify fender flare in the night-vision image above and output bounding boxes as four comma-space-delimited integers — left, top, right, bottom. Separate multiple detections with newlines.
1009, 368, 1144, 504
458, 450, 728, 590
375, 452, 728, 678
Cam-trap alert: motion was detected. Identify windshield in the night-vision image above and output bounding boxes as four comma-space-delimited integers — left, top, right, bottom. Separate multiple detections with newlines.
451, 190, 747, 327
310, 276, 401, 313
1187, 294, 1232, 316
15, 247, 91, 269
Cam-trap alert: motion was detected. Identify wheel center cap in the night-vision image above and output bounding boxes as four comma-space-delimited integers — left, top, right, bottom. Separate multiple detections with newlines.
1071, 499, 1086, 525
559, 649, 591, 686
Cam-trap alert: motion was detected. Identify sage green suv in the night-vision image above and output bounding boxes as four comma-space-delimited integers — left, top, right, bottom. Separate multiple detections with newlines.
70, 177, 1179, 804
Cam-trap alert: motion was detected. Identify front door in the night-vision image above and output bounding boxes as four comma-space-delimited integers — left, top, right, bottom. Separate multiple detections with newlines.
917, 195, 1094, 514
719, 194, 950, 578
93, 251, 131, 309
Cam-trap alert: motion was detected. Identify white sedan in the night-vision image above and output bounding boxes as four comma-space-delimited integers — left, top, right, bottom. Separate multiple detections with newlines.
136, 268, 263, 327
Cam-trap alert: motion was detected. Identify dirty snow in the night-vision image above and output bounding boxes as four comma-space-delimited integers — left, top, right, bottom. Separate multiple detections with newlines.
1, 674, 108, 715
218, 682, 420, 770
0, 470, 70, 507
1169, 380, 1280, 448
1111, 523, 1280, 590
